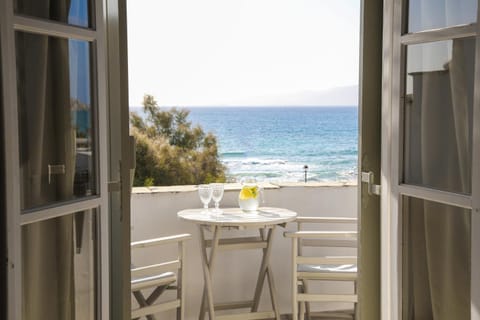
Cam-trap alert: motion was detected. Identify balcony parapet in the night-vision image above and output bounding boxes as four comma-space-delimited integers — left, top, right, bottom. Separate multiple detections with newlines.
132, 181, 357, 194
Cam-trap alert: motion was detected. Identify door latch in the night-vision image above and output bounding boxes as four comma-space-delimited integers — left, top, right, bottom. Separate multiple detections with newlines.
361, 171, 381, 196
48, 164, 65, 184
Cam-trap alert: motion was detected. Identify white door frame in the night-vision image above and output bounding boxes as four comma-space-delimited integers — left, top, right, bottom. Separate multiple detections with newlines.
0, 1, 22, 318
105, 0, 132, 317
381, 1, 398, 319
357, 0, 383, 318
381, 0, 480, 319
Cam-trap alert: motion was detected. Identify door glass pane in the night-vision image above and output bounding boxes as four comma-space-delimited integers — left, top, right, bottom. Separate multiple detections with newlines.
407, 0, 476, 33
403, 38, 474, 194
22, 209, 98, 320
14, 0, 92, 28
402, 196, 471, 319
16, 32, 97, 210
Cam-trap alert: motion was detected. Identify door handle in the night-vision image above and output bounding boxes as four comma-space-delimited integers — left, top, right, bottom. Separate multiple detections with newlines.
48, 164, 65, 184
361, 171, 381, 196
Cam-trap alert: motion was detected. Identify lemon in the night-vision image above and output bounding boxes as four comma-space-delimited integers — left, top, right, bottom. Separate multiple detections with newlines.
239, 186, 258, 200
249, 186, 258, 198
239, 188, 252, 200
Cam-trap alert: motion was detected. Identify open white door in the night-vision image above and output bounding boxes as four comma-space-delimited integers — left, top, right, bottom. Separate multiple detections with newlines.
0, 0, 132, 319
1, 0, 111, 318
382, 0, 480, 319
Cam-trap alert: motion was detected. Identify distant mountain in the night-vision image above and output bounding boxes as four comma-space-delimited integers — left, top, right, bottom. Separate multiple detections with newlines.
235, 85, 359, 107
129, 85, 359, 108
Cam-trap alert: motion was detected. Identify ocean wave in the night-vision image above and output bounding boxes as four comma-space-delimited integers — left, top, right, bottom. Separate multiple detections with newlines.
223, 158, 288, 166
222, 159, 358, 183
221, 151, 247, 157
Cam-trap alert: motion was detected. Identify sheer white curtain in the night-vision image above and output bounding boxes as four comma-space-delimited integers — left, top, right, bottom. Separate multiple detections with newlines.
405, 38, 474, 320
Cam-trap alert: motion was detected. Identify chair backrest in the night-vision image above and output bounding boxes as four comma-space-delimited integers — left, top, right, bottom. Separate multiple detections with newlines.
295, 217, 357, 257
130, 233, 191, 320
284, 217, 358, 320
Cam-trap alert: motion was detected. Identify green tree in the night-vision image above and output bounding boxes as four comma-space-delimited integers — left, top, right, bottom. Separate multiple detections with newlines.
130, 94, 226, 186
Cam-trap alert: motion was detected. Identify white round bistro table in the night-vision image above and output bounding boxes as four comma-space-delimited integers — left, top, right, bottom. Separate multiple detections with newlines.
178, 207, 297, 320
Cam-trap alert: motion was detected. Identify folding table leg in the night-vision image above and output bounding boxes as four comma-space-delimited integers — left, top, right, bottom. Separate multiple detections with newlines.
251, 227, 272, 312
198, 225, 221, 320
251, 227, 280, 320
266, 266, 281, 320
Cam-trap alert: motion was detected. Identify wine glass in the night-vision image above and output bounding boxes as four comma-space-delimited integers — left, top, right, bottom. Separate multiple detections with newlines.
210, 183, 224, 214
198, 184, 213, 212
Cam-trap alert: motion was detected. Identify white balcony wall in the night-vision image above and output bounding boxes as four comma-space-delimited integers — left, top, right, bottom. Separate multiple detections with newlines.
131, 183, 357, 319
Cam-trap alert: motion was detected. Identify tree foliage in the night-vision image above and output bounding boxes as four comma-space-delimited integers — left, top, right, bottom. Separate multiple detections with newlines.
130, 95, 226, 186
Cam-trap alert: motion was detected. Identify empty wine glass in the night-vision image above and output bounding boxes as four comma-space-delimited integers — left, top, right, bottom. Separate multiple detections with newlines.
198, 184, 213, 212
210, 183, 224, 214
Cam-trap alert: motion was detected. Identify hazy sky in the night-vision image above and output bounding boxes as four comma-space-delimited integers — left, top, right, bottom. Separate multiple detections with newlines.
127, 0, 360, 107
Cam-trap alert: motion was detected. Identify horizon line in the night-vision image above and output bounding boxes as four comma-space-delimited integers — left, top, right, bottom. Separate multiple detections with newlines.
129, 105, 359, 109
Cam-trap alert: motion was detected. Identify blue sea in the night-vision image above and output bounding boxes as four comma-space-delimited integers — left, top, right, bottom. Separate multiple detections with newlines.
185, 106, 358, 183
130, 106, 358, 183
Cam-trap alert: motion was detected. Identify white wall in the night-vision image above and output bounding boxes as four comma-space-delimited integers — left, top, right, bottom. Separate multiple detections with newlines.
131, 183, 357, 319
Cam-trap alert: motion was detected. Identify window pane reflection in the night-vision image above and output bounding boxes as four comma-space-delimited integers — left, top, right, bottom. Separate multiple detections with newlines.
22, 209, 98, 320
403, 38, 474, 194
16, 32, 97, 210
408, 0, 476, 33
15, 0, 92, 28
402, 196, 470, 319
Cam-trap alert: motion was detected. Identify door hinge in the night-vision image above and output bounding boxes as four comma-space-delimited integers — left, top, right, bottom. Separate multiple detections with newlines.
361, 171, 381, 196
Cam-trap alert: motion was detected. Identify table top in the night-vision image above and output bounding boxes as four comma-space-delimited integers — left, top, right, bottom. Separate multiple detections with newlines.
177, 207, 297, 228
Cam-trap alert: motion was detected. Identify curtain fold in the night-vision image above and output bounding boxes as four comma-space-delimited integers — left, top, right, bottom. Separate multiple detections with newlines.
406, 38, 473, 320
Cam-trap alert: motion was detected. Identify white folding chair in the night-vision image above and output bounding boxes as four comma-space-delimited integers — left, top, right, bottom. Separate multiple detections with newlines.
131, 233, 191, 320
284, 217, 357, 320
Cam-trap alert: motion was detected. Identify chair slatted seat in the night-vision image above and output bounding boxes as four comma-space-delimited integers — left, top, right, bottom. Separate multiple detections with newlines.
131, 234, 191, 320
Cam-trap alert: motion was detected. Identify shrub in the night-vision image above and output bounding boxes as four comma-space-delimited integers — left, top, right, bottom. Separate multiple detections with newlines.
130, 95, 226, 186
